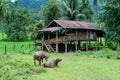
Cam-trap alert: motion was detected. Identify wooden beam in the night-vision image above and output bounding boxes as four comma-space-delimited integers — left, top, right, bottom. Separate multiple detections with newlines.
56, 31, 58, 53
75, 30, 78, 51
65, 42, 67, 53
41, 33, 44, 51
98, 37, 100, 50
96, 38, 98, 50
86, 30, 89, 51
65, 30, 67, 53
48, 33, 50, 44
78, 41, 81, 50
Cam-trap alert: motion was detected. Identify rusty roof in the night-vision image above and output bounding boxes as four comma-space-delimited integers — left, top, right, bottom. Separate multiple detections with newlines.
52, 20, 102, 31
38, 27, 62, 32
39, 20, 103, 32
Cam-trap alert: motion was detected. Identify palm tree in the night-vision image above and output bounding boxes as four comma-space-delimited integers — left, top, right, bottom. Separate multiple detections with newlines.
93, 0, 105, 21
79, 0, 93, 21
60, 0, 93, 21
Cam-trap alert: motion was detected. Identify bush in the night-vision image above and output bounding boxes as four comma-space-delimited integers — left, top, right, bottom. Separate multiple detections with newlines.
93, 48, 114, 59
106, 41, 117, 50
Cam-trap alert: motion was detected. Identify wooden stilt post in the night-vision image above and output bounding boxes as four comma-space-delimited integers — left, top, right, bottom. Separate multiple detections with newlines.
56, 31, 58, 53
65, 42, 67, 53
98, 37, 100, 50
48, 33, 50, 44
100, 37, 102, 48
75, 30, 78, 51
65, 30, 67, 53
86, 30, 89, 51
96, 38, 98, 50
89, 41, 91, 49
78, 41, 81, 50
41, 33, 44, 51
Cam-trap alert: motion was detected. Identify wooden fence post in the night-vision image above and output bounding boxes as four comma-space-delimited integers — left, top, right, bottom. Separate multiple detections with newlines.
21, 44, 24, 49
14, 44, 16, 51
29, 44, 31, 49
4, 45, 7, 55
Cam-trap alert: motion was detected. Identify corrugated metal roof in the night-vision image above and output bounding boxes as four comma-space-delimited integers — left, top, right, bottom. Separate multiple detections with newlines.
38, 27, 62, 32
39, 20, 103, 32
53, 20, 102, 31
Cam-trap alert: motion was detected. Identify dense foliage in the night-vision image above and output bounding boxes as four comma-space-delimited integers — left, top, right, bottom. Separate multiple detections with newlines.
4, 8, 31, 41
99, 0, 120, 49
40, 0, 60, 25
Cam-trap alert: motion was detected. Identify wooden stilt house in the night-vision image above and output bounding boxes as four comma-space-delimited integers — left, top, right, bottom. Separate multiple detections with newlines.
38, 20, 104, 53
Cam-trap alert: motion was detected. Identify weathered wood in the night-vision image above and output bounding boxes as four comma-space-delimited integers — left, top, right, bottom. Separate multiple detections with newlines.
41, 33, 44, 51
48, 33, 50, 44
4, 45, 7, 55
56, 32, 58, 53
75, 30, 78, 51
66, 31, 97, 41
65, 30, 67, 53
86, 30, 89, 51
65, 42, 67, 53
13, 44, 16, 51
96, 38, 98, 50
98, 37, 100, 50
100, 37, 102, 46
78, 41, 81, 49
89, 41, 91, 49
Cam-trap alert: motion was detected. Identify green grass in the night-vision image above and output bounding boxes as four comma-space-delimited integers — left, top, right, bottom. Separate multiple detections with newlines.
0, 53, 120, 80
0, 41, 34, 53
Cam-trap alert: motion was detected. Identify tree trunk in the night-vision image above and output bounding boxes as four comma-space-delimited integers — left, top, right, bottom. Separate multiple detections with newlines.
117, 41, 120, 50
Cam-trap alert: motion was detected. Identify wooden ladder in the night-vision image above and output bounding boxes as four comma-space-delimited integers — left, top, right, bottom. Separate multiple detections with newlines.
44, 42, 55, 52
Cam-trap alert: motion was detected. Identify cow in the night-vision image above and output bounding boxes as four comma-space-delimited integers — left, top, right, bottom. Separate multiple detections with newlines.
34, 51, 49, 65
41, 58, 62, 68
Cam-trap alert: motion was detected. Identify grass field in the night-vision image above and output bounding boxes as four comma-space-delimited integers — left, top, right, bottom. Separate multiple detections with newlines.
0, 41, 34, 53
0, 53, 120, 80
0, 32, 120, 80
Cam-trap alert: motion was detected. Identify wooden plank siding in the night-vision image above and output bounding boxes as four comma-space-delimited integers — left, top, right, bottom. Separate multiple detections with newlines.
65, 31, 97, 41
44, 31, 97, 44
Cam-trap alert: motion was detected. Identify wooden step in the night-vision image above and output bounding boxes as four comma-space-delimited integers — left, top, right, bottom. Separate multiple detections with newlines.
44, 42, 55, 52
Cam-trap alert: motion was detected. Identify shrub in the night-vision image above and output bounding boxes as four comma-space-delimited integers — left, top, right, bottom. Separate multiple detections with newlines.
92, 48, 114, 59
106, 41, 117, 50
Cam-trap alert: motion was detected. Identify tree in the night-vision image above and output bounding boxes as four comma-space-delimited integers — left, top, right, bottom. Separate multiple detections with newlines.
0, 0, 3, 20
60, 0, 93, 21
93, 0, 106, 23
40, 0, 60, 26
99, 0, 120, 49
0, 0, 17, 40
79, 0, 93, 21
4, 8, 31, 41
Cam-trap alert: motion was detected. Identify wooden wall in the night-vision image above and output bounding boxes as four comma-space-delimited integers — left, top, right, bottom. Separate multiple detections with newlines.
65, 30, 97, 41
